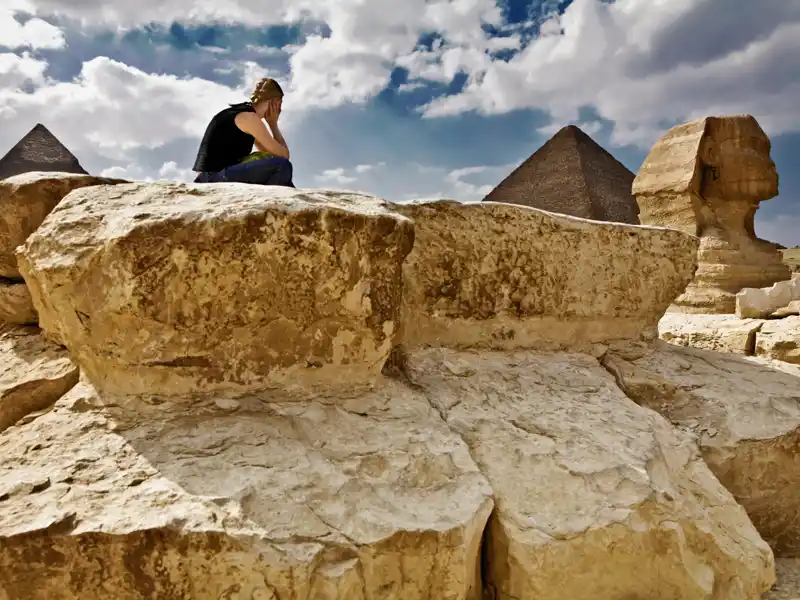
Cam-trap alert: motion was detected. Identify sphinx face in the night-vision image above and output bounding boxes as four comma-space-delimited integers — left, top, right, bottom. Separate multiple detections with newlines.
700, 116, 779, 202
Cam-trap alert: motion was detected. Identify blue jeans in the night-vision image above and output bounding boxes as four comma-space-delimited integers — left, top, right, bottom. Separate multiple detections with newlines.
194, 157, 295, 187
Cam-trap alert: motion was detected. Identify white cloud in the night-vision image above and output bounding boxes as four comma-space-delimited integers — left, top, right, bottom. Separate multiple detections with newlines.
0, 56, 254, 162
315, 167, 357, 185
355, 162, 384, 173
419, 0, 800, 147
0, 9, 65, 49
0, 52, 48, 89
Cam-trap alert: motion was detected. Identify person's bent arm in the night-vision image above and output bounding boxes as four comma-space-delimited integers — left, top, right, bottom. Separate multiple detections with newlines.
234, 112, 290, 159
268, 121, 289, 154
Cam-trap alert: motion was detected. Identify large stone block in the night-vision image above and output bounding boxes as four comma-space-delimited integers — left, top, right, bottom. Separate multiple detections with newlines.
405, 347, 774, 600
658, 312, 765, 355
756, 317, 800, 365
17, 183, 415, 397
633, 116, 791, 314
0, 172, 125, 278
0, 381, 493, 600
394, 200, 698, 351
0, 325, 78, 432
604, 342, 800, 556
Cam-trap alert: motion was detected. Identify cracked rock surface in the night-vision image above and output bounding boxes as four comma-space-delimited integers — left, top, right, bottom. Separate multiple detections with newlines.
604, 341, 800, 557
0, 381, 493, 600
0, 325, 78, 433
405, 347, 774, 600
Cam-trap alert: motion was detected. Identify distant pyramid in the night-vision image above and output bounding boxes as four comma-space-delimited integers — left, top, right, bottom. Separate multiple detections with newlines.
0, 123, 88, 180
482, 125, 640, 224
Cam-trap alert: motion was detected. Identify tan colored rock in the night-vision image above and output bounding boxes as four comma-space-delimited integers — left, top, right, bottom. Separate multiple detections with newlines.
737, 277, 800, 319
773, 300, 800, 318
603, 341, 800, 556
658, 312, 764, 354
0, 326, 78, 432
0, 381, 493, 600
633, 116, 791, 314
395, 200, 698, 351
766, 559, 800, 600
0, 172, 126, 278
404, 347, 774, 600
17, 182, 414, 397
756, 317, 800, 364
0, 279, 36, 324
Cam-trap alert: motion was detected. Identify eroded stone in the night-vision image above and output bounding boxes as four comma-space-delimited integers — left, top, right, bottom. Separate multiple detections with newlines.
0, 172, 126, 278
0, 326, 78, 432
0, 381, 493, 600
737, 277, 800, 319
0, 279, 36, 325
756, 317, 800, 365
633, 116, 791, 314
17, 183, 415, 397
658, 312, 764, 354
394, 200, 698, 352
405, 347, 774, 600
604, 341, 800, 556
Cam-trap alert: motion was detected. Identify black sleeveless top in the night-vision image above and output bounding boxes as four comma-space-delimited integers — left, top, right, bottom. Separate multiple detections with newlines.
192, 102, 256, 172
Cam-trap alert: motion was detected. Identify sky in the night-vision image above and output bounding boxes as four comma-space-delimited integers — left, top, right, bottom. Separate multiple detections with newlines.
1, 0, 799, 246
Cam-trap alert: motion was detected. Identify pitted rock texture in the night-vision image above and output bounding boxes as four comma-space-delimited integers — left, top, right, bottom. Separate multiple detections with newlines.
404, 347, 774, 600
0, 171, 126, 278
17, 183, 415, 397
395, 200, 698, 351
604, 341, 800, 556
0, 279, 36, 325
0, 326, 78, 432
756, 317, 800, 364
633, 115, 791, 314
0, 381, 493, 600
658, 312, 764, 354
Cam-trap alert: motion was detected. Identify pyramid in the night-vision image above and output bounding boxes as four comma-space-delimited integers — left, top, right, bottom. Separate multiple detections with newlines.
0, 123, 88, 180
482, 125, 640, 224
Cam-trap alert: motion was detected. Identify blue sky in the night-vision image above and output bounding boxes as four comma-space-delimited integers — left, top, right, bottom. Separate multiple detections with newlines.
1, 0, 799, 245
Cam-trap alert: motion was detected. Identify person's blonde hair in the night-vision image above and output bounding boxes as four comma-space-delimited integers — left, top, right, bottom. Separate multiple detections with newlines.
250, 78, 284, 104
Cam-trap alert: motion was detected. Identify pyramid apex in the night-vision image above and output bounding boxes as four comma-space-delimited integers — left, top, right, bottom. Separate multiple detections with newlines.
0, 122, 88, 180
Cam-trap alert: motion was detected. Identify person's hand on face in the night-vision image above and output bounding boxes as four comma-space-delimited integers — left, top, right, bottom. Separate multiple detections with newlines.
264, 99, 282, 124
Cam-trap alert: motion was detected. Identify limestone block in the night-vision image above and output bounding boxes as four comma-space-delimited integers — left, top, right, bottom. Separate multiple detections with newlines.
0, 172, 126, 278
405, 347, 774, 600
0, 325, 78, 432
17, 183, 415, 397
773, 300, 800, 318
0, 381, 493, 600
756, 317, 800, 364
604, 341, 800, 556
737, 278, 800, 319
658, 312, 764, 354
394, 200, 698, 351
0, 279, 36, 325
633, 116, 791, 314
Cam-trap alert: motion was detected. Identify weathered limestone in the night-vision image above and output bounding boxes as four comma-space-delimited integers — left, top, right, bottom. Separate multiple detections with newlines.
17, 183, 415, 397
0, 381, 493, 600
756, 317, 800, 364
0, 172, 125, 278
737, 275, 800, 319
604, 341, 800, 556
0, 279, 36, 325
404, 347, 774, 600
633, 115, 791, 314
395, 200, 698, 351
773, 300, 800, 318
0, 326, 78, 432
659, 312, 764, 354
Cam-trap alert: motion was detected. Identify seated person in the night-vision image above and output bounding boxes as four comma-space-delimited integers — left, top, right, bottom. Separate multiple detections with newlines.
192, 78, 294, 187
